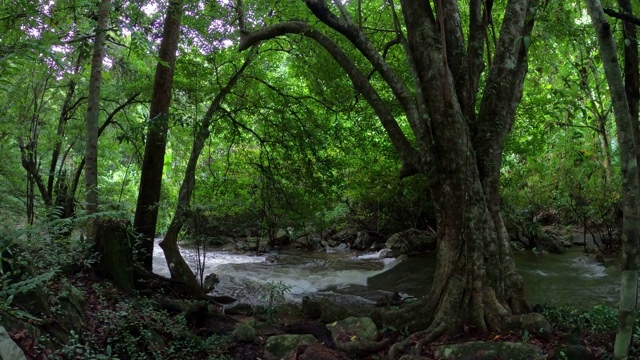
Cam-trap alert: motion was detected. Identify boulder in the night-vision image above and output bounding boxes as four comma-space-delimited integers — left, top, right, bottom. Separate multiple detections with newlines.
232, 320, 258, 343
264, 334, 316, 360
54, 280, 86, 336
203, 273, 220, 292
296, 343, 351, 360
433, 341, 542, 360
536, 230, 567, 254
225, 303, 253, 316
352, 231, 373, 250
377, 249, 393, 259
584, 243, 599, 254
327, 317, 378, 347
301, 298, 349, 323
331, 225, 359, 245
386, 228, 437, 254
0, 326, 26, 360
293, 234, 323, 250
273, 229, 291, 246
284, 320, 336, 349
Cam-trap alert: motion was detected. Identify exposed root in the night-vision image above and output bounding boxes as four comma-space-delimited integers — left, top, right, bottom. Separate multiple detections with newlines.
387, 322, 447, 360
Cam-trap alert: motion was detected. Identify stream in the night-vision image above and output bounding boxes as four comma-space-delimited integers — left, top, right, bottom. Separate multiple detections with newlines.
152, 239, 620, 309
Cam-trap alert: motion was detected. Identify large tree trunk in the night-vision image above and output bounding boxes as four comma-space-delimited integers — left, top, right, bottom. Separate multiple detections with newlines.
585, 0, 639, 358
134, 0, 183, 271
239, 0, 548, 342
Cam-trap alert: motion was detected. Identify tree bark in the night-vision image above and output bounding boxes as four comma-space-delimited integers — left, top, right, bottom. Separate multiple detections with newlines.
585, 0, 639, 357
84, 0, 111, 242
134, 0, 184, 270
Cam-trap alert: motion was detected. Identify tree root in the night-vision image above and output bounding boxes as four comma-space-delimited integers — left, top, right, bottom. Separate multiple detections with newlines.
387, 322, 447, 360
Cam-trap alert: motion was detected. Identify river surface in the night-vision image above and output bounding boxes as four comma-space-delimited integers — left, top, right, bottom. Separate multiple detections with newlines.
152, 240, 620, 308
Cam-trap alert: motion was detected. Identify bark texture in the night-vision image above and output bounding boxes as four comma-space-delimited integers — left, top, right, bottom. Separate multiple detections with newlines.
585, 0, 639, 357
84, 0, 111, 241
134, 0, 184, 270
239, 0, 544, 337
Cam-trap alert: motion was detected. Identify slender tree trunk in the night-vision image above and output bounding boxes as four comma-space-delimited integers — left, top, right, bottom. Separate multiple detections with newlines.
134, 0, 183, 270
84, 0, 111, 242
585, 0, 639, 358
160, 50, 254, 295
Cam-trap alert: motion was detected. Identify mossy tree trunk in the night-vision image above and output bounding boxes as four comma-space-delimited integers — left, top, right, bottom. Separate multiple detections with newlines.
94, 220, 135, 293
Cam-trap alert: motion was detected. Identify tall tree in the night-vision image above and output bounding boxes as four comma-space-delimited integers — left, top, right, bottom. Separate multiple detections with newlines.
585, 0, 639, 358
134, 0, 184, 270
85, 0, 111, 241
239, 0, 549, 344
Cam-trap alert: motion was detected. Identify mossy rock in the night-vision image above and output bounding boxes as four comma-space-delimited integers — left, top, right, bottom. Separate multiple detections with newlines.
327, 316, 378, 343
232, 320, 257, 343
434, 341, 542, 360
264, 334, 316, 359
327, 316, 379, 353
301, 297, 349, 323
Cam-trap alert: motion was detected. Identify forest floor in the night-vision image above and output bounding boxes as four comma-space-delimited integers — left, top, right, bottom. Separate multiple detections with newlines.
7, 266, 627, 360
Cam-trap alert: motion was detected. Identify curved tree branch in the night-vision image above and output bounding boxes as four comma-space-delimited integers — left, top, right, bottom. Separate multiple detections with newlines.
239, 21, 422, 177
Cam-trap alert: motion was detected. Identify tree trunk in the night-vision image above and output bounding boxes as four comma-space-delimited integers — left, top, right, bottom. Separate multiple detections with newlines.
84, 0, 111, 241
134, 0, 184, 271
160, 50, 254, 296
585, 0, 639, 358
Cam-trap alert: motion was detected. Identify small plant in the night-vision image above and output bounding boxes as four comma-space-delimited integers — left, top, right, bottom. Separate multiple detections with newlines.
260, 279, 293, 308
258, 279, 293, 323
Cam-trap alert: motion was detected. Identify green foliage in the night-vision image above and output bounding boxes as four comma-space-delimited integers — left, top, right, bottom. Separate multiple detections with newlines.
258, 279, 293, 323
83, 284, 232, 360
542, 305, 619, 335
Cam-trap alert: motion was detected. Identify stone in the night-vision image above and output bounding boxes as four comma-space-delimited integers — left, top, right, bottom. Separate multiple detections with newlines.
327, 317, 378, 349
352, 231, 373, 250
203, 273, 220, 292
232, 320, 258, 343
555, 344, 594, 360
264, 334, 316, 360
378, 249, 394, 259
284, 320, 336, 349
538, 232, 567, 254
385, 228, 437, 254
297, 343, 351, 360
584, 243, 599, 254
274, 229, 291, 246
434, 341, 542, 360
55, 280, 86, 333
301, 298, 349, 323
0, 325, 26, 360
226, 303, 253, 316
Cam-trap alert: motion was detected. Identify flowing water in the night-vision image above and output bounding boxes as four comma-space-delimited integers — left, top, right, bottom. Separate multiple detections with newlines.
153, 239, 620, 309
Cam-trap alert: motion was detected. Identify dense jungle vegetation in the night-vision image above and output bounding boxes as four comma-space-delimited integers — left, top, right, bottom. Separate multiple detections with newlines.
1, 0, 639, 359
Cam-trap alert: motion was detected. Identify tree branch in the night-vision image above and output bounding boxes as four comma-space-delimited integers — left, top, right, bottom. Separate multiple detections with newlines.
603, 8, 640, 26
239, 20, 422, 177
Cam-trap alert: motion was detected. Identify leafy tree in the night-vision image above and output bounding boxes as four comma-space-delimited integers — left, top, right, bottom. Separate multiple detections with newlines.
239, 0, 546, 337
